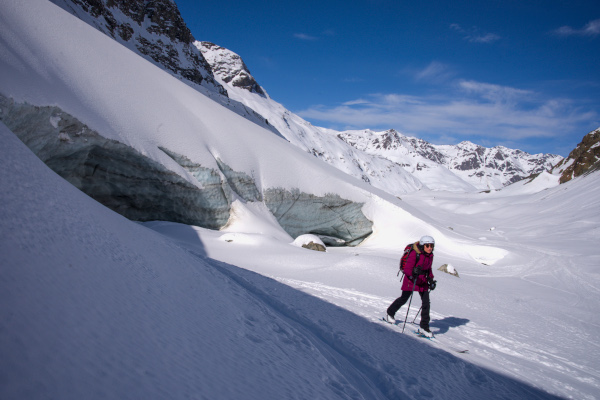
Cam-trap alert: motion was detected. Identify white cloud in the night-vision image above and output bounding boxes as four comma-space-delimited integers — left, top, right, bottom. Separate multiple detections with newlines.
553, 19, 600, 37
450, 23, 501, 43
468, 33, 501, 43
342, 98, 370, 106
296, 81, 597, 142
415, 61, 455, 83
294, 33, 318, 41
458, 80, 532, 103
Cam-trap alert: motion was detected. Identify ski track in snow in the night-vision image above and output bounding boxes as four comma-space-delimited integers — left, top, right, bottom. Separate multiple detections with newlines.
272, 277, 600, 399
201, 259, 564, 400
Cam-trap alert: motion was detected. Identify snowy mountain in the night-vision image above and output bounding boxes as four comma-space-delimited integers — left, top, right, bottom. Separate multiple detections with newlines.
52, 0, 562, 195
2, 1, 600, 399
2, 0, 395, 247
335, 129, 562, 191
49, 0, 281, 135
195, 43, 562, 193
551, 127, 600, 183
199, 41, 267, 96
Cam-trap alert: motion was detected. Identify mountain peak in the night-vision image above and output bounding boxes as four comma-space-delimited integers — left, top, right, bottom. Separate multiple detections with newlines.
196, 41, 266, 96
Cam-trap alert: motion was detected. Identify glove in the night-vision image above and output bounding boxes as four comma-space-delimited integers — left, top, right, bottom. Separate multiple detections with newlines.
413, 266, 423, 276
428, 278, 437, 291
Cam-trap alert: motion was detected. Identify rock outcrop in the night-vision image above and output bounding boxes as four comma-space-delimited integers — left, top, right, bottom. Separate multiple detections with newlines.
51, 0, 225, 95
197, 42, 266, 96
552, 128, 600, 183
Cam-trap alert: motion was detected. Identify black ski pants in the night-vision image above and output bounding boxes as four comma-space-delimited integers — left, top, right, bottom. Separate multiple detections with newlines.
387, 290, 430, 329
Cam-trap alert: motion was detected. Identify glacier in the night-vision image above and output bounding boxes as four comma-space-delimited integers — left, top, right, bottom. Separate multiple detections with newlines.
0, 94, 372, 244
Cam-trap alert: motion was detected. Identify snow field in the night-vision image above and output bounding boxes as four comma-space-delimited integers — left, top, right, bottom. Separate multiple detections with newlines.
1, 122, 567, 399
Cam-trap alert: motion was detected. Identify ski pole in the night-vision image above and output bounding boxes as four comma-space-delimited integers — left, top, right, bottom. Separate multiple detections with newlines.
413, 287, 433, 324
411, 306, 422, 324
401, 276, 417, 333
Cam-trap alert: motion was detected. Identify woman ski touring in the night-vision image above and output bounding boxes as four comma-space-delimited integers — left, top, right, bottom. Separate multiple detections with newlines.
386, 235, 436, 337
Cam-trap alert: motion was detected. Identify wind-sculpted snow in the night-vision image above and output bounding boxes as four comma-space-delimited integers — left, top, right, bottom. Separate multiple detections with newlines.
264, 188, 373, 246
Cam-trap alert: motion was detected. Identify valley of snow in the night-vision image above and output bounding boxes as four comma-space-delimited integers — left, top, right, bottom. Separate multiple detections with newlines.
1, 1, 599, 399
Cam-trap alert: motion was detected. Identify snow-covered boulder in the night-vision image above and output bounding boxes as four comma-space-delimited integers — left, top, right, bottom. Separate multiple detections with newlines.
438, 264, 459, 277
292, 234, 327, 252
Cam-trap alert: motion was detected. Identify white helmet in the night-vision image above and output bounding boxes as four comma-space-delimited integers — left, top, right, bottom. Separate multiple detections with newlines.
419, 235, 435, 245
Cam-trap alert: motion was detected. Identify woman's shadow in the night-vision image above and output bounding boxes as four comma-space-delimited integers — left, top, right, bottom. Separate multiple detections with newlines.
431, 317, 470, 334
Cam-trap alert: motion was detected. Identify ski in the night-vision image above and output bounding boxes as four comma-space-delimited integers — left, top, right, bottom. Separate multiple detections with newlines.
380, 317, 468, 354
413, 330, 469, 353
413, 329, 434, 340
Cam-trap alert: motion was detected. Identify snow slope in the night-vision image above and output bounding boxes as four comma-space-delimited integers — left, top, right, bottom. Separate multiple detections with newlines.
1, 118, 564, 399
148, 168, 600, 400
0, 0, 508, 252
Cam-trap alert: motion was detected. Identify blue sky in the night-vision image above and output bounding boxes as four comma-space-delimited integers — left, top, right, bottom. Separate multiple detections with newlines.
177, 0, 599, 156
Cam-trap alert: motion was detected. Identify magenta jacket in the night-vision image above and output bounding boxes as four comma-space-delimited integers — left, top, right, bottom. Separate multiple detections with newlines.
401, 243, 434, 292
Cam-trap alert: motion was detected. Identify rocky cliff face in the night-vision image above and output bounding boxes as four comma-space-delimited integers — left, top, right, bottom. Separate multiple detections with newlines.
552, 128, 600, 183
197, 42, 266, 96
50, 0, 225, 95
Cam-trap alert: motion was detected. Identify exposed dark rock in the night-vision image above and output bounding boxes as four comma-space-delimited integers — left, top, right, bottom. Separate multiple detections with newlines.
303, 242, 327, 252
50, 0, 226, 95
553, 128, 600, 183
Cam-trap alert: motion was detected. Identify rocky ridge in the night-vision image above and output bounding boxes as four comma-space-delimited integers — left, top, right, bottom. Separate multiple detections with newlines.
552, 127, 600, 183
197, 41, 266, 96
336, 128, 562, 191
50, 0, 224, 95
